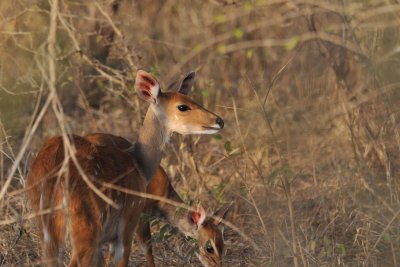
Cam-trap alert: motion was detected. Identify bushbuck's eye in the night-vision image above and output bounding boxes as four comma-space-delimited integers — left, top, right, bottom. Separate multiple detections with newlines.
177, 104, 191, 112
205, 240, 214, 254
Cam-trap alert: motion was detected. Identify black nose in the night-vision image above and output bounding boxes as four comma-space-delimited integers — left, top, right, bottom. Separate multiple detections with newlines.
216, 117, 224, 129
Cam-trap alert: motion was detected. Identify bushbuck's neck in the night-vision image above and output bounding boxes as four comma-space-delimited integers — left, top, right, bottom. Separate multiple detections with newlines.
133, 108, 168, 184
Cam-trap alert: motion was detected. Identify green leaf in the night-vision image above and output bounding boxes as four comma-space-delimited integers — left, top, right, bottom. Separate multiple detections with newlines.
169, 227, 179, 236
255, 0, 267, 5
223, 141, 240, 155
228, 148, 240, 155
310, 240, 317, 252
212, 183, 225, 203
174, 206, 185, 218
95, 35, 103, 43
246, 49, 253, 59
285, 36, 300, 51
244, 1, 253, 11
149, 66, 160, 77
233, 28, 244, 39
224, 141, 232, 152
193, 44, 203, 52
217, 44, 226, 54
337, 243, 346, 256
325, 26, 335, 34
214, 14, 226, 23
201, 90, 209, 97
213, 134, 223, 140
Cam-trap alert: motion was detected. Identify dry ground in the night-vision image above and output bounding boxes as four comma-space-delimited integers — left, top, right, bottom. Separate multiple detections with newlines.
1, 0, 400, 266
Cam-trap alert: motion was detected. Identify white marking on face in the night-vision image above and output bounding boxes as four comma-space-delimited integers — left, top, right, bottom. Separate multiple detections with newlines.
190, 129, 220, 134
209, 124, 221, 129
131, 201, 135, 207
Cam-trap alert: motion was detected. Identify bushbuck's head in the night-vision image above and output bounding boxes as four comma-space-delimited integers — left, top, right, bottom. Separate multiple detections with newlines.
135, 70, 224, 135
191, 204, 233, 267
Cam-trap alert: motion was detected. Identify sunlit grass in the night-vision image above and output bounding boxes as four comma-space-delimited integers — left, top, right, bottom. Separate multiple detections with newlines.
1, 0, 400, 266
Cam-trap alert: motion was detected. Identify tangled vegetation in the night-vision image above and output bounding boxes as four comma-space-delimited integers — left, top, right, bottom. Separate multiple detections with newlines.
1, 0, 400, 266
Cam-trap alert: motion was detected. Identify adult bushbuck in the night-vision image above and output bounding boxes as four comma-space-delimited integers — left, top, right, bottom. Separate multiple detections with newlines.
26, 70, 224, 267
85, 133, 232, 267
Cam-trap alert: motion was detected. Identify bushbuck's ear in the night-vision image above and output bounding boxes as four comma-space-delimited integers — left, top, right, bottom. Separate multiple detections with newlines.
135, 70, 160, 103
213, 202, 234, 226
178, 71, 196, 95
191, 204, 206, 228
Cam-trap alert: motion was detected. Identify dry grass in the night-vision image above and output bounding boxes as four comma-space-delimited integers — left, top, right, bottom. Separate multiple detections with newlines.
1, 0, 400, 266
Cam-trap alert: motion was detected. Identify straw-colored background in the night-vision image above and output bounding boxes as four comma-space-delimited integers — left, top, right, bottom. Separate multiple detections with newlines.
1, 0, 400, 266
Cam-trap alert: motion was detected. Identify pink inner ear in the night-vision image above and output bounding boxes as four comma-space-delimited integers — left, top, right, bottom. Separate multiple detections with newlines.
135, 71, 160, 102
138, 82, 151, 91
141, 90, 151, 97
192, 205, 206, 226
141, 75, 156, 86
192, 211, 200, 225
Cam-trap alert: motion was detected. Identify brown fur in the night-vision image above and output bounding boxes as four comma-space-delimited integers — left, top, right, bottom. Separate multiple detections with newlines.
156, 91, 223, 134
26, 135, 145, 266
26, 70, 224, 266
85, 133, 227, 267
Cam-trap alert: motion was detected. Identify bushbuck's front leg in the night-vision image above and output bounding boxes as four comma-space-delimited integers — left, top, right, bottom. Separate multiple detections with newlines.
136, 218, 156, 267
